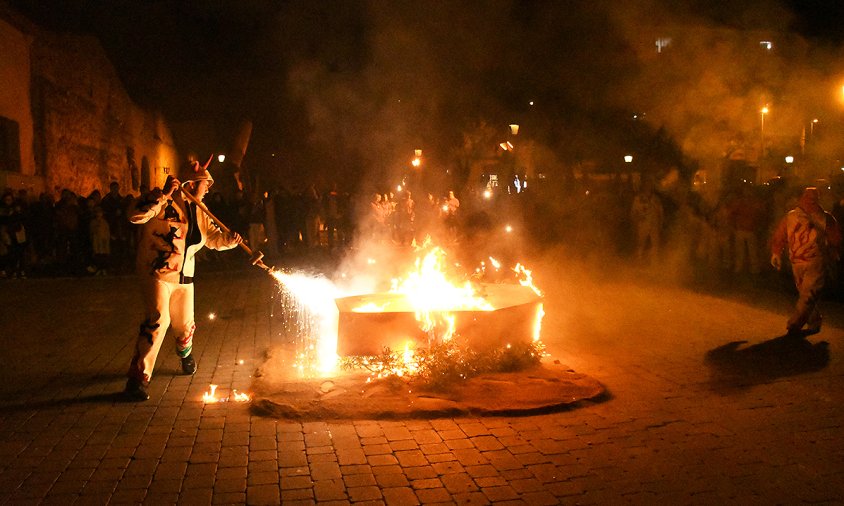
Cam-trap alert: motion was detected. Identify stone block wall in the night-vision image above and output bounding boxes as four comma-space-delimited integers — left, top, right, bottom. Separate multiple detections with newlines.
30, 29, 178, 197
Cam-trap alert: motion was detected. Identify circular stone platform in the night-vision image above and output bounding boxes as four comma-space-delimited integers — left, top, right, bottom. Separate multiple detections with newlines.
250, 349, 606, 420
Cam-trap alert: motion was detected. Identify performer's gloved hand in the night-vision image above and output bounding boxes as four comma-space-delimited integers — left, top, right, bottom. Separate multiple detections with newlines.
770, 254, 782, 271
163, 176, 181, 198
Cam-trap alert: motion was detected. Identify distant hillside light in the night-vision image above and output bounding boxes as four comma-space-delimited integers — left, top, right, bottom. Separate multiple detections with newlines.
624, 155, 633, 163
217, 154, 226, 163
785, 156, 794, 164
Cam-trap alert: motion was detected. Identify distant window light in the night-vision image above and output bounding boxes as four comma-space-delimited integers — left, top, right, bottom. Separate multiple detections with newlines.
655, 37, 672, 53
760, 41, 773, 50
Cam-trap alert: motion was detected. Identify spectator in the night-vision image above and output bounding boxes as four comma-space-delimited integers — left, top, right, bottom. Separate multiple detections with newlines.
88, 205, 110, 275
631, 180, 664, 263
54, 189, 81, 275
728, 184, 766, 274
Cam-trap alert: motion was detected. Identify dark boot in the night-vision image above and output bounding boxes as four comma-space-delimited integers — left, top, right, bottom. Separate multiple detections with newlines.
181, 354, 197, 375
125, 378, 150, 401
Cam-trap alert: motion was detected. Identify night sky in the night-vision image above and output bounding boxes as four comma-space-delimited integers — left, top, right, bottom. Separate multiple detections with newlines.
8, 0, 844, 189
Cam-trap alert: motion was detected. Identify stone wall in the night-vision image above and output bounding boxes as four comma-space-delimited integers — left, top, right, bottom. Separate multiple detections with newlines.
30, 29, 178, 196
0, 13, 37, 192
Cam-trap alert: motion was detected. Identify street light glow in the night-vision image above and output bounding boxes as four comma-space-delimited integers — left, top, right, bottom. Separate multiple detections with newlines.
217, 154, 226, 163
785, 156, 794, 164
624, 155, 633, 163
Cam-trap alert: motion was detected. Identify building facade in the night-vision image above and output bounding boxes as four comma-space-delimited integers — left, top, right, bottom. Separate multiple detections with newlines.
0, 4, 178, 198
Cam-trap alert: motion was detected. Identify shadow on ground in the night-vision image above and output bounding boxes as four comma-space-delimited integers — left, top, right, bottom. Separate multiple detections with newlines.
0, 392, 131, 414
0, 372, 133, 413
705, 334, 830, 392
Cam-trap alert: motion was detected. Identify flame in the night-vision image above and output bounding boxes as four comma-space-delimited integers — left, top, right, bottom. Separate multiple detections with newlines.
203, 384, 219, 403
274, 240, 545, 381
533, 303, 545, 342
232, 390, 251, 402
514, 263, 543, 296
352, 302, 386, 313
202, 384, 252, 403
395, 341, 420, 378
390, 245, 493, 342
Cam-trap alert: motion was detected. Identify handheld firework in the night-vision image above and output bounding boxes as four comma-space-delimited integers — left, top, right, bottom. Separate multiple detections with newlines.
179, 183, 273, 273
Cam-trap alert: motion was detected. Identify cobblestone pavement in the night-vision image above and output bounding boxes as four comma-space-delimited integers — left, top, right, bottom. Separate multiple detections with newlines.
1, 264, 843, 505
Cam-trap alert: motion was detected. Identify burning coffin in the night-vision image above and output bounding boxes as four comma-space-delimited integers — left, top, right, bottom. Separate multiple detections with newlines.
335, 283, 543, 356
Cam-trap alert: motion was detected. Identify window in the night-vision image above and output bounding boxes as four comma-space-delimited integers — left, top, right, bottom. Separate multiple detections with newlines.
0, 116, 21, 173
655, 37, 672, 53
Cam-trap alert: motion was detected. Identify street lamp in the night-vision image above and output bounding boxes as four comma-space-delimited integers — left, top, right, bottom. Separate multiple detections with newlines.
760, 106, 769, 157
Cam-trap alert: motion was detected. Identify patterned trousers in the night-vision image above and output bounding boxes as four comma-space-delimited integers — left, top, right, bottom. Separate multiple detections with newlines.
788, 259, 825, 332
127, 278, 195, 383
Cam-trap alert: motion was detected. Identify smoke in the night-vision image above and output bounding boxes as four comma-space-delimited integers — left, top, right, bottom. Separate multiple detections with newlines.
271, 0, 844, 285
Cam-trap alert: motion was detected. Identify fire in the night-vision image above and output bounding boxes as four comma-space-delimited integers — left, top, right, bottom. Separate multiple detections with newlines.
202, 384, 252, 403
533, 304, 545, 342
232, 390, 251, 402
273, 238, 545, 381
388, 245, 493, 342
203, 384, 219, 403
514, 263, 543, 296
352, 302, 386, 313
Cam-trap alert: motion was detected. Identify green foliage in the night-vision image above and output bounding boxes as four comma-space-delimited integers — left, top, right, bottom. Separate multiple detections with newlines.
340, 339, 546, 391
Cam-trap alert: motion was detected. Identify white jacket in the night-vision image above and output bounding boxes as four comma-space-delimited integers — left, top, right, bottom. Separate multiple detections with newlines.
130, 192, 238, 283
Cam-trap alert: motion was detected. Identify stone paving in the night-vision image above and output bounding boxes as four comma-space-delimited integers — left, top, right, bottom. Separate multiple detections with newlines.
1, 264, 843, 505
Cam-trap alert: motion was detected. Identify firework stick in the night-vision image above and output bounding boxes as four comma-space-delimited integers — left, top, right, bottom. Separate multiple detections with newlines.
179, 184, 271, 272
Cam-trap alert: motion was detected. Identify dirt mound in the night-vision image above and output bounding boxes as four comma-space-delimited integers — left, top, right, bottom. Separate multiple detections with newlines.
250, 351, 605, 419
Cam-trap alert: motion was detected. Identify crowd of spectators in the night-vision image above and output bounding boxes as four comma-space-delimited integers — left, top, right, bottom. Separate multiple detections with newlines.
4, 173, 844, 301
505, 173, 844, 297
0, 181, 359, 279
